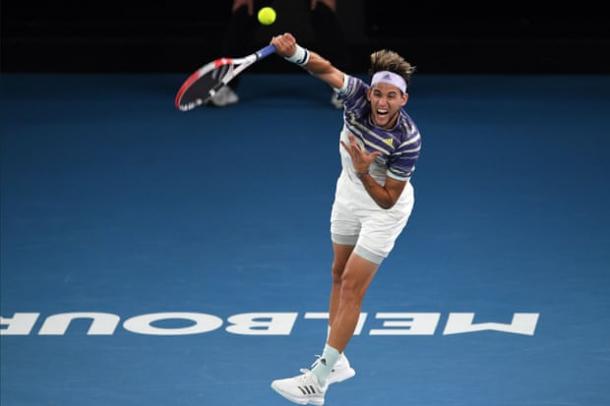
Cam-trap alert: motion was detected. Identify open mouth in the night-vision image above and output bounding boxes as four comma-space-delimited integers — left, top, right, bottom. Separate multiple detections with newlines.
376, 108, 389, 117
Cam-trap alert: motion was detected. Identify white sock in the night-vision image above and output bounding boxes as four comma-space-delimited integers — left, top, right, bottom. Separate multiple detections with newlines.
327, 325, 345, 361
311, 344, 340, 386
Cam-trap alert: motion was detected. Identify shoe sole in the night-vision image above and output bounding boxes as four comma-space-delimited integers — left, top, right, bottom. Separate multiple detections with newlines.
326, 367, 356, 385
270, 382, 324, 406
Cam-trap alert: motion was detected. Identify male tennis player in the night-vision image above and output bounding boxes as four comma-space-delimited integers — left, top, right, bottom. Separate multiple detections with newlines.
269, 33, 421, 405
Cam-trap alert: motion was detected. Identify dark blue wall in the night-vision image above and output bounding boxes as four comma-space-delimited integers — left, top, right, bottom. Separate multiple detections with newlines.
2, 1, 609, 73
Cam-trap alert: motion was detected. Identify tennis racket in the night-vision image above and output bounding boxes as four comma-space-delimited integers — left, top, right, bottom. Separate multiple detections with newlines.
175, 44, 277, 111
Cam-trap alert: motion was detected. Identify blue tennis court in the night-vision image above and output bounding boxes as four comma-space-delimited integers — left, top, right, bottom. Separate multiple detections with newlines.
1, 73, 609, 405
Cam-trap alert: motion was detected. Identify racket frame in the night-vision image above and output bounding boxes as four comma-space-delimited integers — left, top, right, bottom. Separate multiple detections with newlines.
175, 45, 276, 111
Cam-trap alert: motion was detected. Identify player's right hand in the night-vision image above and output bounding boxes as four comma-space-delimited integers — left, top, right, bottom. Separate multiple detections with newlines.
271, 33, 297, 59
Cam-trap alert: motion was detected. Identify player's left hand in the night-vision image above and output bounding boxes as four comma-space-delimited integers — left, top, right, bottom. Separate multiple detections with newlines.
340, 133, 381, 176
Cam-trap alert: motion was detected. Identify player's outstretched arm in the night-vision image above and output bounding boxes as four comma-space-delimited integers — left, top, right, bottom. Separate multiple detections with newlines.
271, 33, 345, 89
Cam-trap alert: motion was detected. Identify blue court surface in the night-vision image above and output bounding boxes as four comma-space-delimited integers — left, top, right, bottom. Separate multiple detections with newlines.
1, 73, 610, 406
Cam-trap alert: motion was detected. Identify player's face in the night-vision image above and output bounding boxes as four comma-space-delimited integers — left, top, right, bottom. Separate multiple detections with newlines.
367, 83, 408, 129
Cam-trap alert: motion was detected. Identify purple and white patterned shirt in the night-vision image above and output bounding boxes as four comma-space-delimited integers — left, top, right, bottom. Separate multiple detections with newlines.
336, 74, 421, 185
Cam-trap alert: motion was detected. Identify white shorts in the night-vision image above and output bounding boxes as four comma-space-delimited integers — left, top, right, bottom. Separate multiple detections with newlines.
330, 171, 415, 264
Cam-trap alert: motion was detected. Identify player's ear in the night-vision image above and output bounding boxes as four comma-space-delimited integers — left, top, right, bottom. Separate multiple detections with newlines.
400, 92, 409, 106
366, 87, 372, 102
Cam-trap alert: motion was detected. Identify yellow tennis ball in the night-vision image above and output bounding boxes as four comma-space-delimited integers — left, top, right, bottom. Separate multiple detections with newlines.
257, 7, 276, 26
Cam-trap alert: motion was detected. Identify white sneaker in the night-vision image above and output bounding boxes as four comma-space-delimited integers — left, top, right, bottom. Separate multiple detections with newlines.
207, 86, 239, 107
310, 353, 356, 385
271, 369, 327, 405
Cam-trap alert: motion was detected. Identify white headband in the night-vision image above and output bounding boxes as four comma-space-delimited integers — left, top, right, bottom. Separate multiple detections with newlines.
371, 71, 407, 93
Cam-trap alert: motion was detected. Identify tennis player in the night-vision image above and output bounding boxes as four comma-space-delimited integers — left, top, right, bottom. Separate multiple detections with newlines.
269, 33, 421, 405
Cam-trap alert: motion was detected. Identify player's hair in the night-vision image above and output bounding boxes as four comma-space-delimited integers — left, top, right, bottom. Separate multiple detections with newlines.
368, 50, 415, 89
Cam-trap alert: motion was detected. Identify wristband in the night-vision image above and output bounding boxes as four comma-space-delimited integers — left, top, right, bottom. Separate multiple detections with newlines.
284, 45, 310, 66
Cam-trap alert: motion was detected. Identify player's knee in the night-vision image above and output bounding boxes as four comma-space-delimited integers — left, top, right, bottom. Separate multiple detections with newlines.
331, 261, 345, 284
339, 274, 365, 303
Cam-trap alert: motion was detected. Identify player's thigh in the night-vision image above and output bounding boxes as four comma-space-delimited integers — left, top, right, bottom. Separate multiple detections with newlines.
332, 243, 355, 280
340, 253, 380, 299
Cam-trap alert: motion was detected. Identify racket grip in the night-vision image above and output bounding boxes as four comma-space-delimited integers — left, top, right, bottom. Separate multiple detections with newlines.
256, 45, 277, 60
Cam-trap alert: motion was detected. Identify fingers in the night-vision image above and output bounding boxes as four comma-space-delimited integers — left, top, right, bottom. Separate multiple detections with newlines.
341, 139, 357, 153
348, 134, 364, 152
271, 33, 297, 58
341, 135, 383, 176
345, 134, 381, 156
346, 135, 382, 161
271, 33, 295, 44
340, 140, 358, 160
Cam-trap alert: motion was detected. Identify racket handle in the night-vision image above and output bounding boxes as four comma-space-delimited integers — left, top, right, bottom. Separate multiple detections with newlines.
256, 44, 277, 60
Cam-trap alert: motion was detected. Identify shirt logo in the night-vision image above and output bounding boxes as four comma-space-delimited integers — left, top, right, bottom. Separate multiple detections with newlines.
383, 137, 394, 147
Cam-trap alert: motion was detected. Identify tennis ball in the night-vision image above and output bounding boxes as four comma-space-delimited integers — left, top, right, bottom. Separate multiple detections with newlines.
257, 7, 276, 26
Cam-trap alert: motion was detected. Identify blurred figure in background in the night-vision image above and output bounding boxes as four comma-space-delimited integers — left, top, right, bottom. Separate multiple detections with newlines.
210, 0, 350, 108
